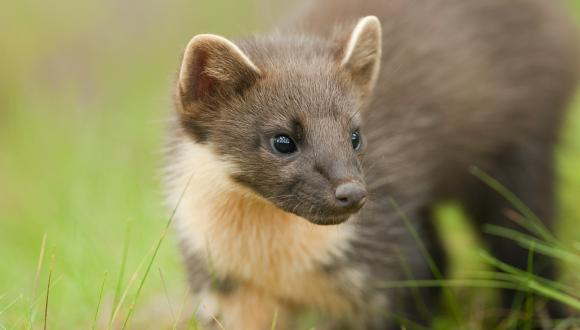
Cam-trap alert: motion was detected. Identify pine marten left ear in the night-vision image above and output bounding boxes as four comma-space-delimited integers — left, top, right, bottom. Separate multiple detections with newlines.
339, 16, 382, 99
178, 34, 261, 111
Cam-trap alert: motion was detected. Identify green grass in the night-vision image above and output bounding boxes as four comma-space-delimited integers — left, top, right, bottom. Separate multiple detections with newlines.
0, 0, 579, 329
0, 0, 262, 327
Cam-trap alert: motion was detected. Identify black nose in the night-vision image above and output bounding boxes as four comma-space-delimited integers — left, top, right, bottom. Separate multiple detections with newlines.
334, 181, 367, 209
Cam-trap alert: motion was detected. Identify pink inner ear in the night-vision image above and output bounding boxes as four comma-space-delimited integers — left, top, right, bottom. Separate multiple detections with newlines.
195, 72, 215, 99
190, 50, 216, 100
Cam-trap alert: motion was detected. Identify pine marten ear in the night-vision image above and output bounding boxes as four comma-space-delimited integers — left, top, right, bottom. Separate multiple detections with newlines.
178, 34, 261, 110
339, 16, 382, 99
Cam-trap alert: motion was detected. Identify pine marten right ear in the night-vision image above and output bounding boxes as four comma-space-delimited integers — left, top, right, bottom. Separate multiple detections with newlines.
177, 34, 261, 112
339, 16, 382, 101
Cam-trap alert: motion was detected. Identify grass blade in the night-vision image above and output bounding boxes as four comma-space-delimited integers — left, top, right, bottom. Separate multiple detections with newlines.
121, 173, 193, 329
485, 225, 580, 265
27, 233, 48, 329
270, 307, 279, 330
173, 285, 192, 330
0, 295, 23, 317
159, 268, 175, 325
109, 219, 133, 326
92, 271, 108, 330
481, 252, 580, 310
377, 279, 520, 290
32, 234, 47, 302
108, 240, 163, 329
470, 167, 556, 244
390, 198, 463, 325
43, 253, 55, 330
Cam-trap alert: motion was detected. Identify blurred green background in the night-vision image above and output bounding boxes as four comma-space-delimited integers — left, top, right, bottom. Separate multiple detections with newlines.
0, 0, 579, 328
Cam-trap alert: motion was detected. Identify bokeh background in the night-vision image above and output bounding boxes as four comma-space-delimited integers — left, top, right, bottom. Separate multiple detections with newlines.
0, 0, 579, 328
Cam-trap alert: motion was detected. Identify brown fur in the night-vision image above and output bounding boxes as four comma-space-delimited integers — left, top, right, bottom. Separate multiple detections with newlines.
165, 139, 368, 328
166, 0, 579, 328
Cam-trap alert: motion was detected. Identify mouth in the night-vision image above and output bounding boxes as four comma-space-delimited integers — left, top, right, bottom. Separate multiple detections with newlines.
275, 205, 357, 225
307, 214, 352, 225
306, 199, 366, 225
295, 207, 363, 225
271, 195, 365, 226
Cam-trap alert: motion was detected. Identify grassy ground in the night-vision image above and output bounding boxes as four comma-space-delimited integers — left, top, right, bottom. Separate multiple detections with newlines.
0, 0, 579, 329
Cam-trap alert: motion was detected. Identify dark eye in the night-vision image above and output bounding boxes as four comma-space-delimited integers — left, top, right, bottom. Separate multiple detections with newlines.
271, 134, 297, 154
351, 131, 362, 150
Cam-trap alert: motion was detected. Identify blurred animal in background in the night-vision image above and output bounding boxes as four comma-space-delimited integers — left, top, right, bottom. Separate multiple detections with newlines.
165, 0, 579, 328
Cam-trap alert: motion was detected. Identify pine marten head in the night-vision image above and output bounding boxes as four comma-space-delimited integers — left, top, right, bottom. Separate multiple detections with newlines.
174, 16, 381, 225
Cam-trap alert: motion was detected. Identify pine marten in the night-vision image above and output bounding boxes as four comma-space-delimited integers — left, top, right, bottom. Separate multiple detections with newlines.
165, 0, 579, 328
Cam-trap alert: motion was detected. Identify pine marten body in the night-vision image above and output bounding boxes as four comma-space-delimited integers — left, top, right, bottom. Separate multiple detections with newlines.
165, 0, 579, 328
